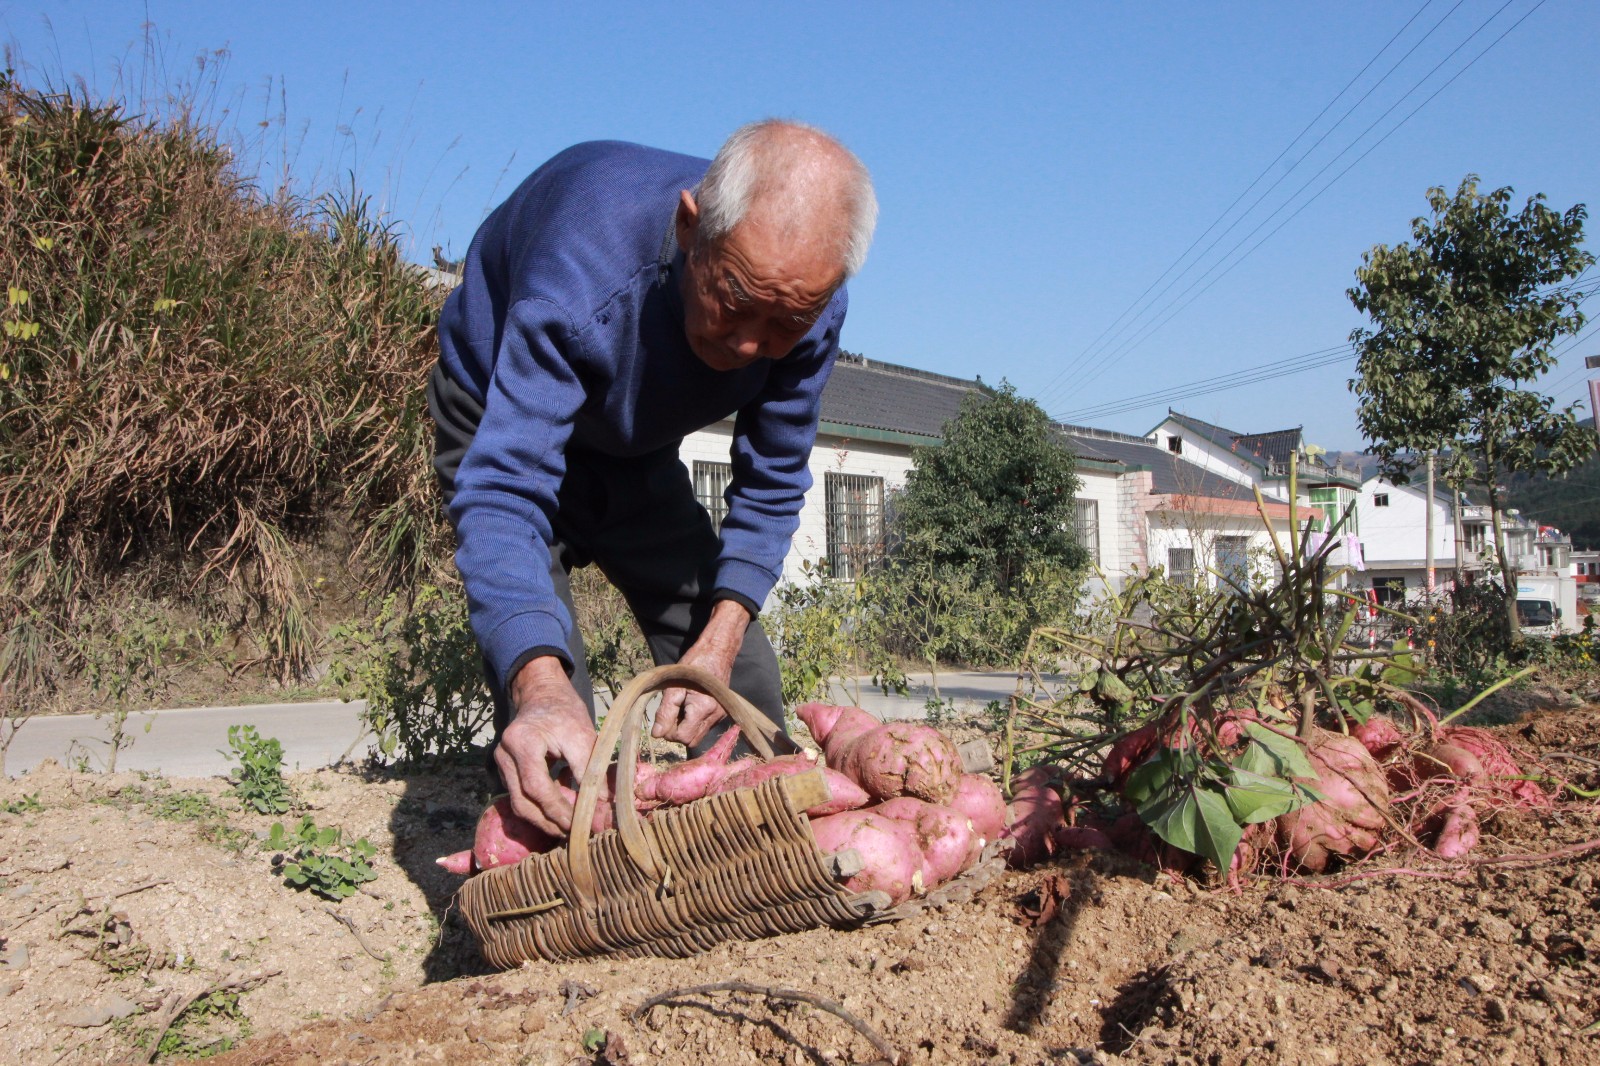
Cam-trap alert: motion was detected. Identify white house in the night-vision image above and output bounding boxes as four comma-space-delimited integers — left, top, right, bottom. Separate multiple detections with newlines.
682, 361, 1299, 596
680, 354, 969, 585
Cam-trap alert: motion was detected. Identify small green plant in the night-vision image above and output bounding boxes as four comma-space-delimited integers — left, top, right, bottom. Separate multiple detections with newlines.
267, 816, 378, 900
1, 793, 42, 814
767, 560, 856, 707
155, 989, 251, 1059
223, 725, 292, 814
100, 781, 251, 851
329, 583, 492, 764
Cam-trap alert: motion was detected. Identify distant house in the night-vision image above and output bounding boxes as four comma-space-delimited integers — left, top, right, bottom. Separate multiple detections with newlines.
680, 353, 970, 585
1059, 425, 1295, 593
685, 361, 1300, 595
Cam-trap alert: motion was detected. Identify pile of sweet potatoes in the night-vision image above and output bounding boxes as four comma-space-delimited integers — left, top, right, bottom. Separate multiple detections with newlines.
995, 703, 1554, 879
438, 704, 1024, 907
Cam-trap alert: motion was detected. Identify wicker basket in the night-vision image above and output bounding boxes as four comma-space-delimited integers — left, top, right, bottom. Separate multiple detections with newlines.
458, 664, 887, 966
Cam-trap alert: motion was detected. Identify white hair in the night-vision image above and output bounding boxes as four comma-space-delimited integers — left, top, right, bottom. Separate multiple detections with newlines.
695, 119, 878, 278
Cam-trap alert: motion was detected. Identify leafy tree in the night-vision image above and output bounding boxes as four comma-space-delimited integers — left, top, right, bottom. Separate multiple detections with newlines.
1348, 176, 1595, 639
891, 382, 1087, 592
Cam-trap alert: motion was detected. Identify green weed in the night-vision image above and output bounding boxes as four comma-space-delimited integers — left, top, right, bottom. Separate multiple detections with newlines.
1, 793, 42, 814
223, 724, 292, 814
266, 816, 377, 900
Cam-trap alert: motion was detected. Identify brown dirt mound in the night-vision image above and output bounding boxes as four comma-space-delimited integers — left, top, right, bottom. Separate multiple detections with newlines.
2, 707, 1598, 1065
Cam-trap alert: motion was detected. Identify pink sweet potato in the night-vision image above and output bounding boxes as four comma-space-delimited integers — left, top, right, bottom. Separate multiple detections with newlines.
1415, 742, 1484, 783
1053, 824, 1115, 851
634, 726, 743, 806
713, 754, 871, 816
1437, 726, 1551, 807
948, 773, 1008, 843
1429, 789, 1482, 859
797, 706, 962, 804
1003, 781, 1067, 869
435, 794, 559, 875
873, 797, 981, 884
808, 809, 924, 905
1101, 721, 1162, 788
1274, 729, 1390, 873
795, 703, 882, 755
1351, 715, 1405, 761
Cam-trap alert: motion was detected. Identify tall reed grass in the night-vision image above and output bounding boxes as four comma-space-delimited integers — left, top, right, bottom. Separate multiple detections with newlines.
0, 68, 447, 712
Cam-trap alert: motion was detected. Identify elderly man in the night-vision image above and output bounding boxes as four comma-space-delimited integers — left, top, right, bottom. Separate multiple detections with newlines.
429, 120, 876, 837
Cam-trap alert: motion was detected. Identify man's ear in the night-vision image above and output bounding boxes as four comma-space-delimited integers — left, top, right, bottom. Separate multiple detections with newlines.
675, 189, 700, 254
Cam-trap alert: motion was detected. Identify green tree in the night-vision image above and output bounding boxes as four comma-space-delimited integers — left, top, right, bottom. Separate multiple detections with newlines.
1348, 176, 1595, 640
892, 382, 1087, 592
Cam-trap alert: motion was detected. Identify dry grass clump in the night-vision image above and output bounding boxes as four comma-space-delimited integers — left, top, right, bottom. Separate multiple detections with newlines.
0, 69, 447, 712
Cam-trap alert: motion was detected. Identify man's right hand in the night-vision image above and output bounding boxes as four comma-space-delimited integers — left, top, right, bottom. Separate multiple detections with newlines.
494, 656, 599, 837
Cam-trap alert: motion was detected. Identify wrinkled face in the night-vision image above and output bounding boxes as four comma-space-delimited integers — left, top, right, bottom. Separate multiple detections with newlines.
676, 190, 844, 371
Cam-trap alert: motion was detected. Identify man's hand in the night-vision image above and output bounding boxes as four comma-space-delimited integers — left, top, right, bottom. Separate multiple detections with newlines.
494, 656, 599, 837
652, 599, 751, 747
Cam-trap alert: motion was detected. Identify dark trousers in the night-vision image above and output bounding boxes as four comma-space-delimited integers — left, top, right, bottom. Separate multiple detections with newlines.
426, 362, 786, 758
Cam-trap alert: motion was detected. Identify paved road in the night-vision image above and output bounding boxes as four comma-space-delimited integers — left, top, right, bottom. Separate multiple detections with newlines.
3, 670, 1038, 780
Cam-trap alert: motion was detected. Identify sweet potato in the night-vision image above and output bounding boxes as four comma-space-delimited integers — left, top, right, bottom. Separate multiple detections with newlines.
1428, 788, 1482, 859
1002, 780, 1067, 868
435, 794, 559, 875
713, 754, 870, 816
798, 706, 962, 804
1351, 715, 1405, 761
1215, 706, 1259, 748
634, 726, 743, 806
1274, 729, 1390, 873
948, 773, 1008, 843
874, 797, 981, 884
1415, 742, 1485, 783
1437, 726, 1551, 807
1102, 720, 1162, 788
808, 809, 924, 904
795, 703, 882, 755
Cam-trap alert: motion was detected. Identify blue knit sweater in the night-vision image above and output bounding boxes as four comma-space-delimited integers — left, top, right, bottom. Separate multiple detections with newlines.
436, 141, 847, 690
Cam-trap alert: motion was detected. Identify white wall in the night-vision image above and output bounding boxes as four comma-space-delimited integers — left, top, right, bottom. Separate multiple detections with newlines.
1145, 509, 1283, 589
1357, 476, 1456, 568
1148, 418, 1262, 489
1075, 468, 1123, 581
679, 421, 917, 588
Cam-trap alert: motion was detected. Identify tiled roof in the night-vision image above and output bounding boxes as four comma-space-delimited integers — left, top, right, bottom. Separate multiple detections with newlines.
812, 361, 1282, 506
1059, 425, 1287, 505
1164, 411, 1303, 469
817, 353, 983, 438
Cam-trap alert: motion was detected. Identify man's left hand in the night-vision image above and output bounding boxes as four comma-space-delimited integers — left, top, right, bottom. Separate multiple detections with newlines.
652, 599, 751, 747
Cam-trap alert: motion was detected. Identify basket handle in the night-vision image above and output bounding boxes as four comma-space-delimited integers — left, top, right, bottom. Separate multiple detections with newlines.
567, 663, 793, 906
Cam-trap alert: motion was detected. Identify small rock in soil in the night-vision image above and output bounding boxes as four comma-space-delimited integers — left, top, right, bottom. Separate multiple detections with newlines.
58, 995, 139, 1028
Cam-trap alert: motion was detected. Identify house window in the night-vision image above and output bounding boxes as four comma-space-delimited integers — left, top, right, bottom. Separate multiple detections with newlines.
1075, 499, 1100, 565
1216, 536, 1250, 588
1373, 493, 1390, 508
1373, 576, 1406, 606
1463, 525, 1486, 554
1167, 547, 1196, 587
1167, 436, 1183, 455
824, 472, 885, 580
693, 461, 733, 534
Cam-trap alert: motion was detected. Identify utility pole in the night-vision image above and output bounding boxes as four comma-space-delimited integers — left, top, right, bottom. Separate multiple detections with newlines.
1425, 451, 1436, 597
1451, 480, 1465, 589
1587, 355, 1600, 434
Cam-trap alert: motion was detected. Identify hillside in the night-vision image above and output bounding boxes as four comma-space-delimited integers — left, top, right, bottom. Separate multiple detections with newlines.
1508, 450, 1600, 549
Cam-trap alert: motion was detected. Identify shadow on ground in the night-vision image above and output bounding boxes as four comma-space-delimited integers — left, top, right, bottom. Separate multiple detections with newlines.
377, 755, 500, 983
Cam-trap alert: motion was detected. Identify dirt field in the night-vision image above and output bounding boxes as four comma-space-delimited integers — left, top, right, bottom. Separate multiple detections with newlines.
2, 704, 1598, 1066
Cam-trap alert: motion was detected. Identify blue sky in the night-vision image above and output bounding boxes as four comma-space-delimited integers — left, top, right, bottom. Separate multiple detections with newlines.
5, 1, 1596, 448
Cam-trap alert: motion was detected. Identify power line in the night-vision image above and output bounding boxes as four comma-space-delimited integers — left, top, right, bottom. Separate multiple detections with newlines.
1062, 0, 1543, 398
1057, 343, 1351, 421
1058, 347, 1356, 423
1032, 0, 1447, 410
